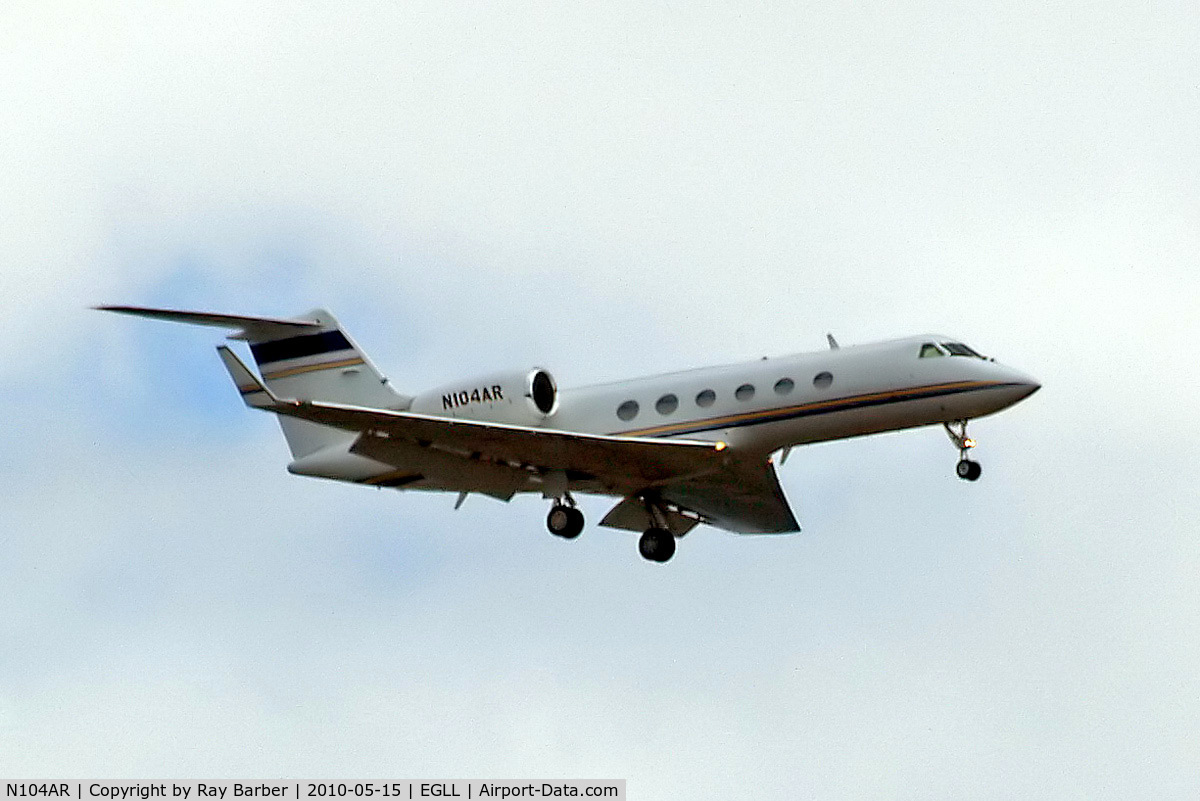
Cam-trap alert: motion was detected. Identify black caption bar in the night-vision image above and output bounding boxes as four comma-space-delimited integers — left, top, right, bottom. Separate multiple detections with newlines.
2, 783, 625, 801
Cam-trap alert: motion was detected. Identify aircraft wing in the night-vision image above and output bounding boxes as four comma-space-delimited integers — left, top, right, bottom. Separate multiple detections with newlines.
659, 459, 800, 533
217, 346, 799, 533
218, 346, 725, 487
289, 400, 728, 486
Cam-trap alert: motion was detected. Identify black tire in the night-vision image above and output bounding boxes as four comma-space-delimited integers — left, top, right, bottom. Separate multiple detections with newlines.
547, 504, 585, 538
547, 504, 570, 535
561, 507, 585, 539
957, 459, 982, 481
638, 527, 676, 562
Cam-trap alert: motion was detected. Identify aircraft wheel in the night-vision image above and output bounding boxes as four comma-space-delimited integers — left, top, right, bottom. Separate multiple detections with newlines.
956, 459, 982, 481
638, 527, 676, 562
547, 504, 584, 539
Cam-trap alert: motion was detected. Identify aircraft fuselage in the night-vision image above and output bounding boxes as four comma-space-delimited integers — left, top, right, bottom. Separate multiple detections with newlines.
554, 334, 1038, 456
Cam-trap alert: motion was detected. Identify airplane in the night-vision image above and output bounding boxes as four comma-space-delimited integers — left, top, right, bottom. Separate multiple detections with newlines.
97, 305, 1040, 563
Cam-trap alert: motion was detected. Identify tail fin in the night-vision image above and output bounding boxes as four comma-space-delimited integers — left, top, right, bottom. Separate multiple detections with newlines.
99, 305, 410, 458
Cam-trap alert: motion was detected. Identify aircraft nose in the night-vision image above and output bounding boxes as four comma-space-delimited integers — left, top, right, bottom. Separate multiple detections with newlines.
1003, 367, 1041, 400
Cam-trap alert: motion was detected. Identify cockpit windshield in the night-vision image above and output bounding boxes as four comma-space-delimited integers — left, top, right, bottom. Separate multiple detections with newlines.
942, 342, 984, 358
919, 341, 987, 359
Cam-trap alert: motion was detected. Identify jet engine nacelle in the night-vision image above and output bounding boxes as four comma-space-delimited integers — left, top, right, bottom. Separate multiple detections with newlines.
410, 368, 558, 425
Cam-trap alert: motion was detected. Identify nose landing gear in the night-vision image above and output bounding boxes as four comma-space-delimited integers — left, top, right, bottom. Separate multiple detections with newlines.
955, 458, 982, 481
945, 420, 982, 481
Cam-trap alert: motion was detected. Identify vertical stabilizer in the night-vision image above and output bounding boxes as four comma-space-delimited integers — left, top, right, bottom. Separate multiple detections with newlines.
242, 309, 407, 458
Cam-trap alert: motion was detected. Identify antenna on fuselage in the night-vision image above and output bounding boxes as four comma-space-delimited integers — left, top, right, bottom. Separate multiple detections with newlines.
826, 333, 840, 350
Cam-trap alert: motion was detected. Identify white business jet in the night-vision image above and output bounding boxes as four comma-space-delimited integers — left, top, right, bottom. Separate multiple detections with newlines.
99, 305, 1039, 562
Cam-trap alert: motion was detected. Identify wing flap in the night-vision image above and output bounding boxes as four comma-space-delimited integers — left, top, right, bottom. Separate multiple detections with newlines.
350, 432, 531, 499
598, 496, 702, 536
660, 459, 800, 534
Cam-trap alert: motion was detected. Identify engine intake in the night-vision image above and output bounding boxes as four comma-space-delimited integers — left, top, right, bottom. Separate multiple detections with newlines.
530, 369, 555, 415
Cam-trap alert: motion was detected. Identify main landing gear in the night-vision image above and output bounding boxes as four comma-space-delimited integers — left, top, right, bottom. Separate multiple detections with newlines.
545, 493, 681, 563
945, 420, 982, 481
636, 497, 679, 563
546, 498, 585, 539
638, 527, 676, 563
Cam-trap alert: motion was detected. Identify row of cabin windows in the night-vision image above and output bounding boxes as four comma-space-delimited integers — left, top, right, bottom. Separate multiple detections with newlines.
617, 342, 983, 421
616, 371, 834, 421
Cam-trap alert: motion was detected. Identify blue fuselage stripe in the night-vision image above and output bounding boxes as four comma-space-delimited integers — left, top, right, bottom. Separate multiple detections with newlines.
250, 330, 354, 366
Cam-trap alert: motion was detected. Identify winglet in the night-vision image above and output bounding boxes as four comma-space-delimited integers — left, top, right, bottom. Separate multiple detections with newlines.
216, 345, 284, 409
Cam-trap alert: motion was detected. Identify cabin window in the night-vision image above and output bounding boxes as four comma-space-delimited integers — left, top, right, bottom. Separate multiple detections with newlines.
919, 343, 945, 358
943, 342, 984, 358
617, 400, 639, 421
696, 389, 716, 408
774, 377, 795, 395
655, 394, 679, 415
735, 383, 755, 401
813, 371, 833, 389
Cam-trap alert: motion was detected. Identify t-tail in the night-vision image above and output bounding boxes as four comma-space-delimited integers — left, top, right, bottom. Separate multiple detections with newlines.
96, 305, 410, 458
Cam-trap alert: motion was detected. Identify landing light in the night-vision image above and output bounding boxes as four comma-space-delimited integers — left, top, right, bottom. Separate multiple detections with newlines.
963, 438, 976, 449
715, 441, 727, 451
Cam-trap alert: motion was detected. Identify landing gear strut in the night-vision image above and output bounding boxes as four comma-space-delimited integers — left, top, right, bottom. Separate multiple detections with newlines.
546, 499, 585, 539
945, 420, 982, 481
636, 497, 678, 562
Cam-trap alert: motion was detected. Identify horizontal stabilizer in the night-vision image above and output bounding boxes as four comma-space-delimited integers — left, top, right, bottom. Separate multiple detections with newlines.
95, 305, 321, 341
103, 303, 409, 460
216, 346, 282, 409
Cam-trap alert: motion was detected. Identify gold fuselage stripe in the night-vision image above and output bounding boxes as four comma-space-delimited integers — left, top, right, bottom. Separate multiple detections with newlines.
616, 379, 1004, 438
261, 356, 365, 380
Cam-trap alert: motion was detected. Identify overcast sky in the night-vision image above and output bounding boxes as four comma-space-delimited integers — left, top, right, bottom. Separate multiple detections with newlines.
2, 2, 1198, 798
